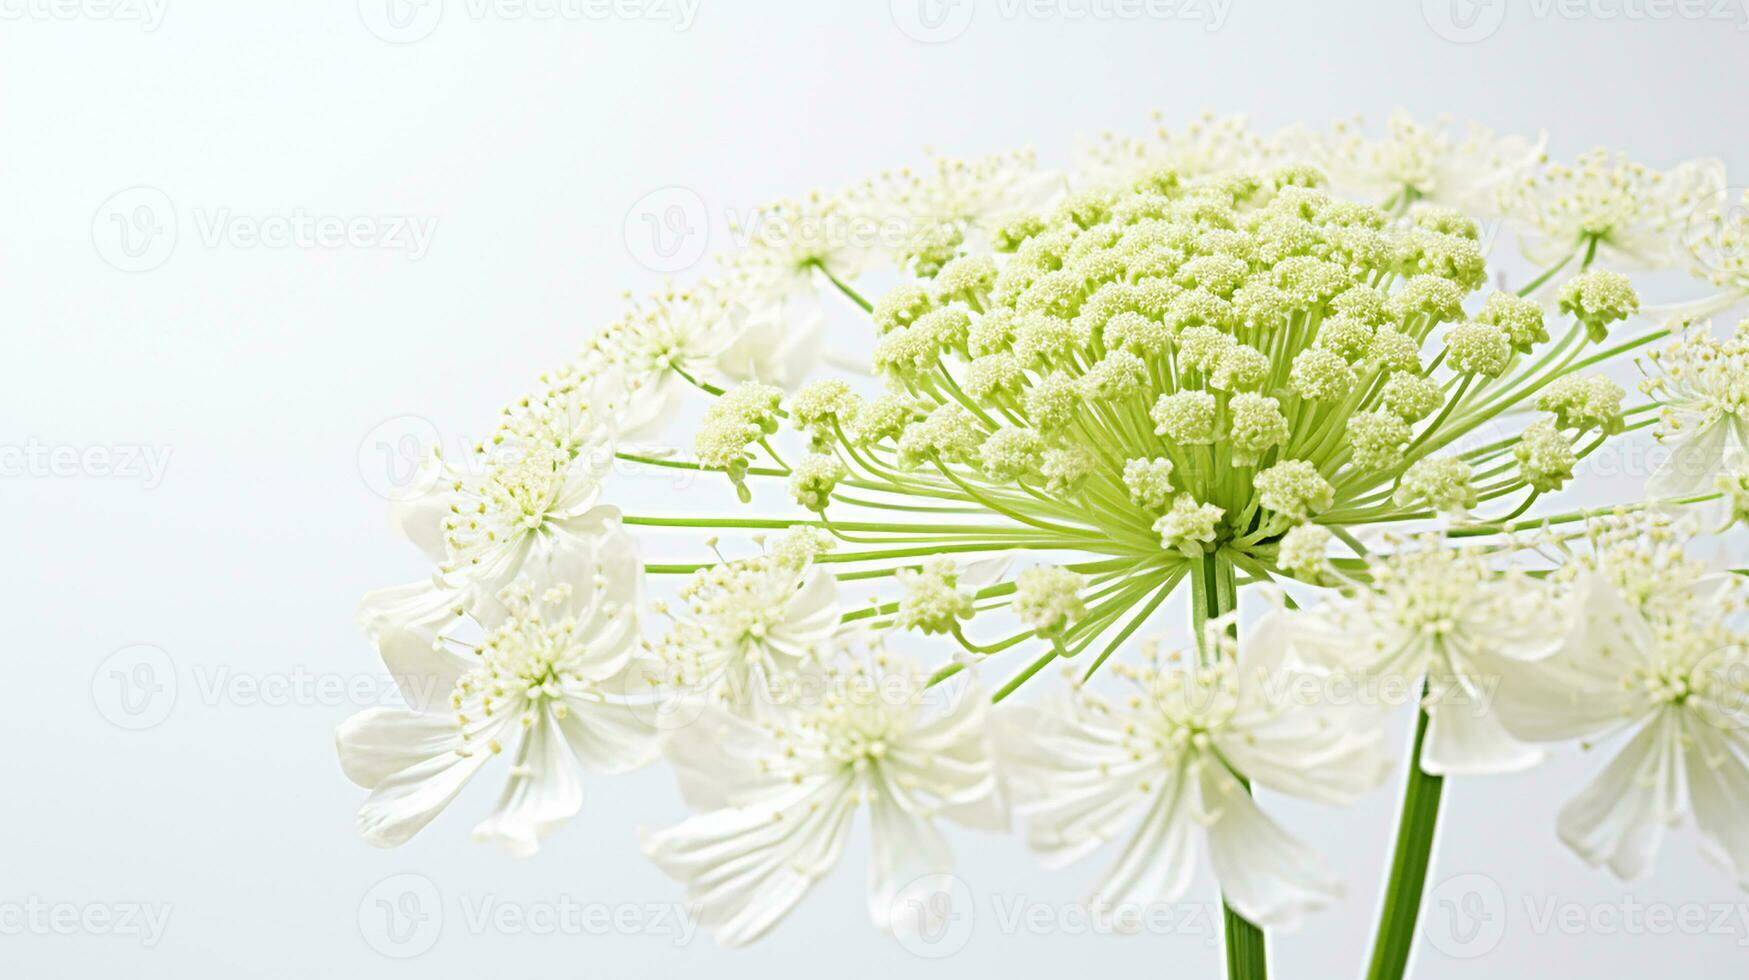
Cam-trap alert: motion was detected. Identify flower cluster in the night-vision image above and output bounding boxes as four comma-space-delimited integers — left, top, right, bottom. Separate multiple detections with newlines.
339, 113, 1749, 963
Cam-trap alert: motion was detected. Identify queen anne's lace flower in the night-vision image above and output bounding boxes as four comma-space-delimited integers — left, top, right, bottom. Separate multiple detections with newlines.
344, 114, 1749, 951
1490, 517, 1749, 883
1273, 538, 1567, 776
642, 651, 1004, 945
1499, 148, 1726, 269
1000, 618, 1391, 929
1642, 322, 1749, 498
338, 526, 654, 853
646, 541, 840, 716
1290, 112, 1544, 215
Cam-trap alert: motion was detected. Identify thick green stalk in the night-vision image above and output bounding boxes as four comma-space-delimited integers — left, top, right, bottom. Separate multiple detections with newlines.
1196, 554, 1267, 980
1365, 699, 1445, 980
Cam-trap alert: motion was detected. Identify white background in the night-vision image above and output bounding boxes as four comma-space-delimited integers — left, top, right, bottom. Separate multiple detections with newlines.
4, 0, 1749, 977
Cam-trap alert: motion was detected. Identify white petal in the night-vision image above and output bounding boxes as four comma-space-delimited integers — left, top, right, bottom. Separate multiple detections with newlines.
1085, 765, 1199, 910
555, 696, 658, 774
998, 699, 1153, 867
866, 783, 954, 932
1198, 763, 1342, 931
1419, 679, 1544, 776
1649, 418, 1730, 500
890, 676, 1006, 832
387, 460, 454, 563
1557, 712, 1684, 880
642, 777, 857, 946
338, 707, 495, 847
763, 568, 839, 662
472, 711, 585, 857
1679, 714, 1749, 886
659, 704, 779, 812
358, 596, 472, 715
1490, 576, 1644, 742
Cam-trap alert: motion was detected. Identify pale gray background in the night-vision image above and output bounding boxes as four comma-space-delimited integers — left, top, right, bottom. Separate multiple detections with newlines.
4, 1, 1749, 977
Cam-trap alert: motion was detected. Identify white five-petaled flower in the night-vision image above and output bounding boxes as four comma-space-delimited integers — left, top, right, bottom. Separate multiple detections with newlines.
360, 446, 618, 652
998, 615, 1391, 930
1289, 111, 1544, 215
1491, 560, 1749, 884
1078, 111, 1278, 186
1275, 539, 1567, 776
1499, 148, 1726, 270
641, 651, 1004, 946
337, 520, 656, 854
646, 545, 842, 717
596, 286, 741, 439
1642, 322, 1749, 500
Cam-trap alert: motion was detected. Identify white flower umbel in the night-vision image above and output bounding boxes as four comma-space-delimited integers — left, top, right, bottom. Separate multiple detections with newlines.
1499, 148, 1726, 270
1000, 616, 1390, 930
360, 439, 617, 662
641, 648, 1004, 945
1642, 320, 1749, 499
645, 536, 841, 717
1491, 516, 1749, 883
341, 114, 1749, 971
337, 521, 655, 854
1079, 111, 1278, 187
1273, 537, 1566, 775
1289, 112, 1544, 215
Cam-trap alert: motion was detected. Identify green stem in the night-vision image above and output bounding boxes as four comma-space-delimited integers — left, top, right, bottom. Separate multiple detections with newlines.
1365, 699, 1445, 980
1196, 553, 1267, 980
